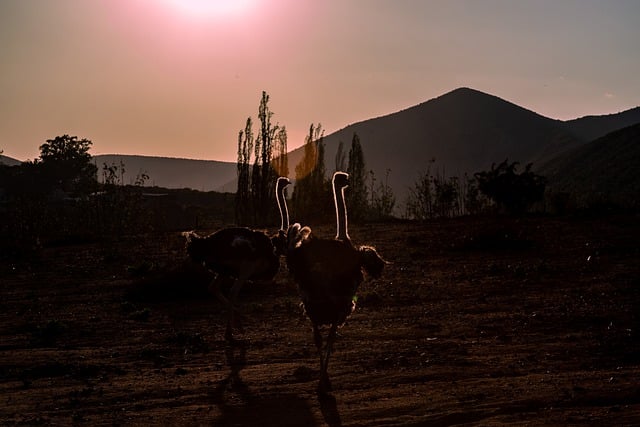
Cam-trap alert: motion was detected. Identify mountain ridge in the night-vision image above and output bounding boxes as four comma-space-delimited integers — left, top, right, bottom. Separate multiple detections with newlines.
3, 88, 638, 203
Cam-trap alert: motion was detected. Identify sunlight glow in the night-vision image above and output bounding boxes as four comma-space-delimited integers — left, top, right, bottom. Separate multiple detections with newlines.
161, 0, 256, 19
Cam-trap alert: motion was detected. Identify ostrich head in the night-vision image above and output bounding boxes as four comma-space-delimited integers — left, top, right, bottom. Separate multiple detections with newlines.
332, 171, 350, 191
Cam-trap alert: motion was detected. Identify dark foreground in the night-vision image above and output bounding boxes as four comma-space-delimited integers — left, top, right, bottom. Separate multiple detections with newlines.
1, 215, 639, 426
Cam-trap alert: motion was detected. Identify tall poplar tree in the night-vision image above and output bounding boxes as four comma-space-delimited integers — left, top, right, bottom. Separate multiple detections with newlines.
236, 117, 254, 224
236, 91, 282, 226
346, 133, 369, 221
273, 125, 288, 181
335, 141, 346, 172
292, 123, 329, 222
256, 91, 278, 221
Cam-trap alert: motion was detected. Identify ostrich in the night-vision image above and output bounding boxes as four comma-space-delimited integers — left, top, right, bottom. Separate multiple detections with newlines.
184, 176, 291, 341
287, 171, 384, 392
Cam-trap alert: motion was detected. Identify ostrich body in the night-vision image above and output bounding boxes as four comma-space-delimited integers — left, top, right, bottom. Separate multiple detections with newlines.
287, 171, 384, 392
185, 176, 291, 341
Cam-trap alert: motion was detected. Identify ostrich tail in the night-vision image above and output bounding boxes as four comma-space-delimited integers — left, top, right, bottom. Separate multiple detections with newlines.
358, 245, 385, 278
287, 223, 302, 250
181, 230, 198, 244
182, 231, 207, 263
182, 230, 205, 253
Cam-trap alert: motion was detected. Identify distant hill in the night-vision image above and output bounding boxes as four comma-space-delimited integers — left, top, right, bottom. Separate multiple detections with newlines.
0, 155, 21, 166
539, 123, 640, 208
1, 154, 237, 192
564, 107, 640, 142
93, 155, 237, 192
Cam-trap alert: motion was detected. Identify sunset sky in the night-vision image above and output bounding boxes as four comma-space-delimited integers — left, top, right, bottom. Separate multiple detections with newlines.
1, 0, 639, 162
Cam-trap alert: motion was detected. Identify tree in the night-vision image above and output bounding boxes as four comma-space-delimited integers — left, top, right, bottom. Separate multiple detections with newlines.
235, 91, 282, 226
346, 133, 368, 222
335, 141, 346, 172
273, 125, 289, 180
38, 134, 98, 196
254, 91, 279, 222
292, 123, 329, 222
236, 118, 254, 224
474, 159, 547, 215
271, 125, 289, 218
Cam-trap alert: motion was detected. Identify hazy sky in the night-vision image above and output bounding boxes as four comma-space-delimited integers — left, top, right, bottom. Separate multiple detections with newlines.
1, 0, 639, 162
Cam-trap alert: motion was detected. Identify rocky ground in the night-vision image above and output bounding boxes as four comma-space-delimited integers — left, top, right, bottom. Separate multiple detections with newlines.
1, 215, 639, 426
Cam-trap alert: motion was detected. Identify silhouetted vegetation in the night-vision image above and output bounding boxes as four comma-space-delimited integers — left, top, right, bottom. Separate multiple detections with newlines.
405, 160, 482, 219
236, 117, 254, 225
368, 168, 396, 221
475, 160, 546, 215
405, 159, 548, 219
235, 91, 288, 226
1, 135, 99, 253
346, 133, 368, 222
291, 124, 331, 223
39, 135, 98, 197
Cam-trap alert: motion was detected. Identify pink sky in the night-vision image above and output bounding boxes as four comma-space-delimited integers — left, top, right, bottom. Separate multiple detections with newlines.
1, 0, 639, 162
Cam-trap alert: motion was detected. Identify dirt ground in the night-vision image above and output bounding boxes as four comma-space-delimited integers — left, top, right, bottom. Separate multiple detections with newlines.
1, 215, 639, 426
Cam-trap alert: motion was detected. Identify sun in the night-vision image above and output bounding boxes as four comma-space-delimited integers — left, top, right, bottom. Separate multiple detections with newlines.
161, 0, 256, 19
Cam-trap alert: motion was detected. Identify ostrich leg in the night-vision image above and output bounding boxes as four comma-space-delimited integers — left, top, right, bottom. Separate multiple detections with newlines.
313, 325, 325, 373
319, 324, 338, 392
225, 273, 251, 340
313, 325, 331, 392
323, 324, 338, 372
313, 325, 323, 356
208, 275, 247, 342
208, 275, 232, 307
316, 324, 338, 393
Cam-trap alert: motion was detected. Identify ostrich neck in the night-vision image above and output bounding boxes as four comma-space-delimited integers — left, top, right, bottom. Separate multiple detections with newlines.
277, 184, 289, 231
334, 182, 349, 241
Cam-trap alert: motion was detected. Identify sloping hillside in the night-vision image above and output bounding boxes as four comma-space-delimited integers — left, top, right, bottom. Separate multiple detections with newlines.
564, 107, 640, 142
93, 155, 237, 192
0, 155, 21, 167
539, 123, 640, 208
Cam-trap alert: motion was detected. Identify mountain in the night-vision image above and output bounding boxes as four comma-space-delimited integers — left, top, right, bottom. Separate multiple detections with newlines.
564, 107, 640, 142
287, 87, 587, 202
539, 123, 640, 208
93, 155, 237, 192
